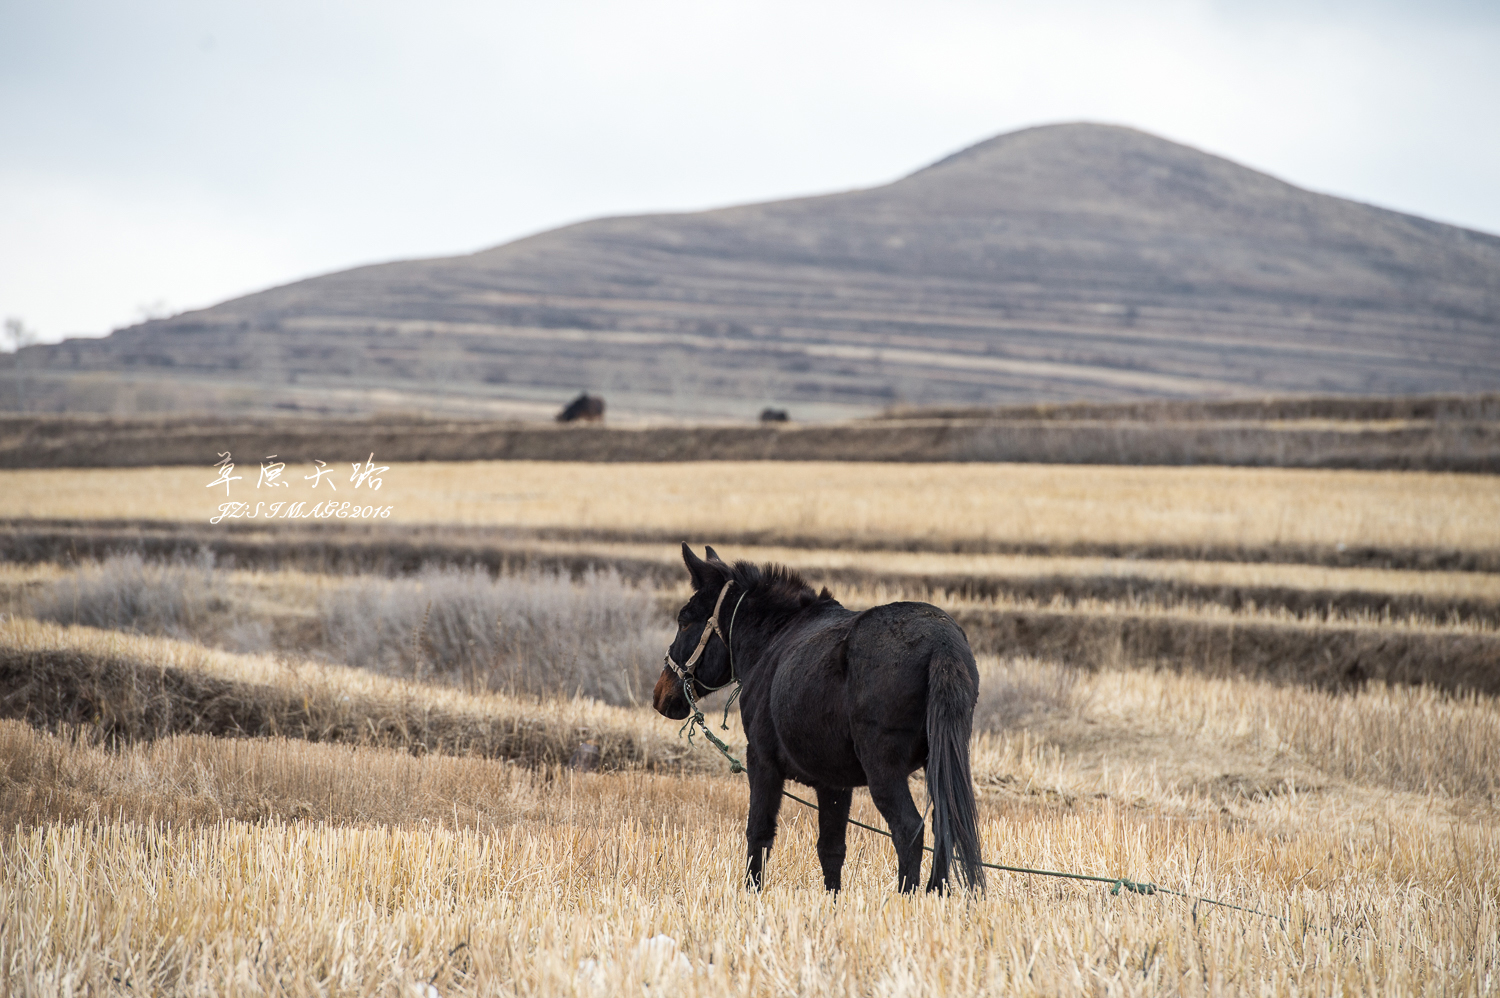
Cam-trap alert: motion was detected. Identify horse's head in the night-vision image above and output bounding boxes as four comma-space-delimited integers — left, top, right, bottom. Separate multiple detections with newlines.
653, 543, 738, 720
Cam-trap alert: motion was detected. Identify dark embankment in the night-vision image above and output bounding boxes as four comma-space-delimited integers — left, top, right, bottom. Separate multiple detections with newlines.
950, 608, 1500, 697
3, 405, 1499, 470
6, 517, 1500, 576
0, 645, 671, 771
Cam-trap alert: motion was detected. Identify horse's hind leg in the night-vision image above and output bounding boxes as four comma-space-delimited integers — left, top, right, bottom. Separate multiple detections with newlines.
815, 786, 852, 892
867, 774, 925, 893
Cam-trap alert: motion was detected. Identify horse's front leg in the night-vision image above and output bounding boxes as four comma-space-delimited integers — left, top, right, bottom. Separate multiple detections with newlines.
744, 745, 785, 891
815, 785, 852, 892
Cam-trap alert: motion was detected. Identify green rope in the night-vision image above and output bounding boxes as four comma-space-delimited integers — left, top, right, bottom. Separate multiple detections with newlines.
677, 701, 1303, 929
678, 679, 744, 774
779, 789, 1281, 919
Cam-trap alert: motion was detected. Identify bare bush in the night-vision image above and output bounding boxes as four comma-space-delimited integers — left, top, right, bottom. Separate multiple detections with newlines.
22, 556, 674, 705
973, 657, 1079, 732
27, 552, 224, 640
322, 565, 670, 705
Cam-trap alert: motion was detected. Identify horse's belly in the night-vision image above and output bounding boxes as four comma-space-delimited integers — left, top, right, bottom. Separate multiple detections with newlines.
769, 671, 866, 787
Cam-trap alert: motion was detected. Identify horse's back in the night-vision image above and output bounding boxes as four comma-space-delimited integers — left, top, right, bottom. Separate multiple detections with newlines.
846, 601, 971, 662
767, 600, 974, 786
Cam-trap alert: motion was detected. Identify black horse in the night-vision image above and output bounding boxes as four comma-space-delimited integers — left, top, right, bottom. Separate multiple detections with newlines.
653, 544, 985, 893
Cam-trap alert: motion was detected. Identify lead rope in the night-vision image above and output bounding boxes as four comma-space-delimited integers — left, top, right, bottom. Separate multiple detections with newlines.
675, 694, 1346, 937
676, 671, 743, 773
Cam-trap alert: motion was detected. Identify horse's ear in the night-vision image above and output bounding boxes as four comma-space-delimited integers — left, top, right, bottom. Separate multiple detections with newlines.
681, 543, 723, 591
704, 545, 726, 565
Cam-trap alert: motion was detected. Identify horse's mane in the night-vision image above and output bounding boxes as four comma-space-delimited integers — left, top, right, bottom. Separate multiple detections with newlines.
726, 560, 836, 613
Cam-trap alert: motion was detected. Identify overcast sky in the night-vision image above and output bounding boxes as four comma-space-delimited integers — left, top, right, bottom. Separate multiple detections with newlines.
2, 0, 1498, 345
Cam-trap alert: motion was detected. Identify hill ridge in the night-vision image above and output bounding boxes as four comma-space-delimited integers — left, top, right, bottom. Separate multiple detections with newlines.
5, 122, 1498, 419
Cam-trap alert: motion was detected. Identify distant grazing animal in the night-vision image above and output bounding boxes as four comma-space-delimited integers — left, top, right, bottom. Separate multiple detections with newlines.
654, 544, 985, 893
759, 408, 789, 422
556, 393, 605, 422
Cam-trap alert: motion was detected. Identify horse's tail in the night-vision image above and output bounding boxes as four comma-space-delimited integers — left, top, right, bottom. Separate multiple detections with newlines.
925, 637, 986, 892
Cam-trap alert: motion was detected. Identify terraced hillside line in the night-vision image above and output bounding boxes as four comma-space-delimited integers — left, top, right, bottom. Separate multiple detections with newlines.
5, 551, 1496, 698
880, 393, 1500, 423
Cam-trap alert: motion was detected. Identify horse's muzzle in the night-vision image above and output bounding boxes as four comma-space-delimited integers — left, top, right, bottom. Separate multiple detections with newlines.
652, 669, 691, 720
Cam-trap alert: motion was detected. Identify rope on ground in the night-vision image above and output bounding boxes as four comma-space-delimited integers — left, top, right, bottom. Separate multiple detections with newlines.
779, 789, 1282, 922
676, 683, 1322, 933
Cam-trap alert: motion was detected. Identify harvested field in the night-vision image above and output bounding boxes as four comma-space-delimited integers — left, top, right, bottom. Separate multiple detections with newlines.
1, 621, 1495, 994
3, 447, 1494, 994
3, 460, 1499, 558
945, 600, 1500, 695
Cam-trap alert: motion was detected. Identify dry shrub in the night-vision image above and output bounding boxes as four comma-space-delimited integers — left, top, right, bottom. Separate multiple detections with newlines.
973, 657, 1079, 732
22, 556, 672, 704
322, 565, 670, 704
1268, 682, 1500, 797
25, 550, 233, 640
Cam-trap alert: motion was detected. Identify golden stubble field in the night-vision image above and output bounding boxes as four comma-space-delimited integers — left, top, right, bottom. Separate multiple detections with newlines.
3, 460, 1499, 551
2, 460, 1498, 995
1, 618, 1497, 996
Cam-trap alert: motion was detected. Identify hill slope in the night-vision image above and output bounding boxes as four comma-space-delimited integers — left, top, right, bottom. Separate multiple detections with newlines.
11, 123, 1500, 418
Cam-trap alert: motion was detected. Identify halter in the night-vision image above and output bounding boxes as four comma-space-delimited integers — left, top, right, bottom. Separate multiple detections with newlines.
664, 578, 746, 693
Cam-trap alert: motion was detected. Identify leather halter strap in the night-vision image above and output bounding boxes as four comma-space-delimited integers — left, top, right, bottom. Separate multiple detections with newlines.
665, 579, 737, 682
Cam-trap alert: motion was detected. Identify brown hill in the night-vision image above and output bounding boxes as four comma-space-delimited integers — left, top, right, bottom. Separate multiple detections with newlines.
7, 123, 1499, 418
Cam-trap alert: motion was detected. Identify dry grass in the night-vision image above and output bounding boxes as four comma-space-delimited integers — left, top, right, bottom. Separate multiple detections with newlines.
0, 618, 725, 774
3, 454, 1496, 993
3, 460, 1499, 553
1, 644, 1496, 995
982, 661, 1500, 799
1, 809, 1492, 996
972, 656, 1081, 732
0, 719, 761, 832
11, 556, 672, 704
323, 565, 669, 704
